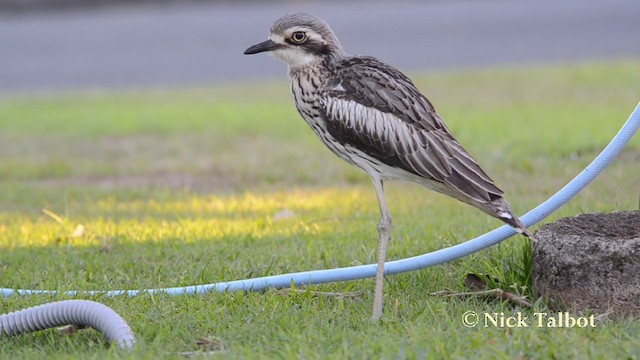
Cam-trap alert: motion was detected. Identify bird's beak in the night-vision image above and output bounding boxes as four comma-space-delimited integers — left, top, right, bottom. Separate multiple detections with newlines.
244, 39, 281, 55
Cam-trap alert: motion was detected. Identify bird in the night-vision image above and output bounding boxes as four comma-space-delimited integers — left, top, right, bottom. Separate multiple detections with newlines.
244, 13, 534, 321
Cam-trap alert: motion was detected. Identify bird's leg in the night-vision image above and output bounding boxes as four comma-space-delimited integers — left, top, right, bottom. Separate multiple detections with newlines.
370, 175, 392, 321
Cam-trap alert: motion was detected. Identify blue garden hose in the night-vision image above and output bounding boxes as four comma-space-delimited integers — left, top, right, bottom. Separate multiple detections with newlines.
1, 101, 639, 349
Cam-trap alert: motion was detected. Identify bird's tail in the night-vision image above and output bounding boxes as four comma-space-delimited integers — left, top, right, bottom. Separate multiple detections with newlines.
497, 210, 536, 241
452, 193, 536, 240
478, 197, 536, 240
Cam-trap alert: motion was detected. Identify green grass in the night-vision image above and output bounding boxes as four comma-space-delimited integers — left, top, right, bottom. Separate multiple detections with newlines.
1, 59, 639, 359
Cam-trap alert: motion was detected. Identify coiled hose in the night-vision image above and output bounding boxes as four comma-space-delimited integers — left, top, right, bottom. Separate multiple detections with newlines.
1, 102, 639, 350
0, 300, 135, 351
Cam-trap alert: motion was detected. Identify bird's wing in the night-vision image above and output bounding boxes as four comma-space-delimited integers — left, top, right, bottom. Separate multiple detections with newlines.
320, 56, 503, 203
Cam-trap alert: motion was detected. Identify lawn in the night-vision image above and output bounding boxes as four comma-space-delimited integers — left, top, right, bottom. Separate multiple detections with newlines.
0, 60, 639, 359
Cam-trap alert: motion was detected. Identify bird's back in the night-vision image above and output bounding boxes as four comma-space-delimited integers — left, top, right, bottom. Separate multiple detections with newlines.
308, 56, 504, 206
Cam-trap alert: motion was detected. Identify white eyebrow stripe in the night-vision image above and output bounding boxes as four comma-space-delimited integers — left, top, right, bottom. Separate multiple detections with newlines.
288, 26, 313, 33
269, 34, 286, 44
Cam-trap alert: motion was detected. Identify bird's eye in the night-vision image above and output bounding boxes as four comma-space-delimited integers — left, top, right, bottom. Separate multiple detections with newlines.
291, 31, 307, 44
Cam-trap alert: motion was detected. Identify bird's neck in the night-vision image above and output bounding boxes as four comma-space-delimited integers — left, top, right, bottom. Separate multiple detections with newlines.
288, 56, 334, 84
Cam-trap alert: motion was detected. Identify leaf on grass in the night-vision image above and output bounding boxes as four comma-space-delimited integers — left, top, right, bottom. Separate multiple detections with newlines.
71, 224, 85, 238
195, 336, 226, 350
464, 273, 489, 291
176, 336, 228, 357
430, 288, 533, 308
176, 350, 228, 358
595, 311, 613, 323
57, 324, 87, 336
430, 273, 533, 308
497, 290, 534, 308
272, 209, 295, 221
276, 288, 364, 299
42, 208, 65, 225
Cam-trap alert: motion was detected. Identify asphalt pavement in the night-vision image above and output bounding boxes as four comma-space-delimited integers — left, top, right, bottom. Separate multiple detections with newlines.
1, 0, 639, 92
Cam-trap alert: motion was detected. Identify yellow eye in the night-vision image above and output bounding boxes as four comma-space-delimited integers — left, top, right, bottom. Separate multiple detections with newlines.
291, 31, 307, 44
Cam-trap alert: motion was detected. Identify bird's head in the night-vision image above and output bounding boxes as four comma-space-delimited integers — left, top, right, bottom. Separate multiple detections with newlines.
244, 13, 346, 69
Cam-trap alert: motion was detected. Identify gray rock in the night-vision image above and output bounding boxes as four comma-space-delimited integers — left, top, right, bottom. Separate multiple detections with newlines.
533, 211, 640, 316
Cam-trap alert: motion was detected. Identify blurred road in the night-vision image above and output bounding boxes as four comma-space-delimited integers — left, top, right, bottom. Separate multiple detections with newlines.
1, 0, 639, 92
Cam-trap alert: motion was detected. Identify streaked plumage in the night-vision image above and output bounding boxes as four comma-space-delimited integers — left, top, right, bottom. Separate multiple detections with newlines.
245, 13, 533, 320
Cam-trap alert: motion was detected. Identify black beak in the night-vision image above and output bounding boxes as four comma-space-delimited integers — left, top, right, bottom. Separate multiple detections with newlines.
244, 39, 281, 55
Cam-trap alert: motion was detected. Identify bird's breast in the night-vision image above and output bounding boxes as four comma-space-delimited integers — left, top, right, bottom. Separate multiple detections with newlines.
289, 71, 326, 128
288, 70, 361, 166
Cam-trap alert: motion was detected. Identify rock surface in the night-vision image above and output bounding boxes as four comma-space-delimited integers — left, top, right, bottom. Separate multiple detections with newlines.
533, 211, 640, 316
